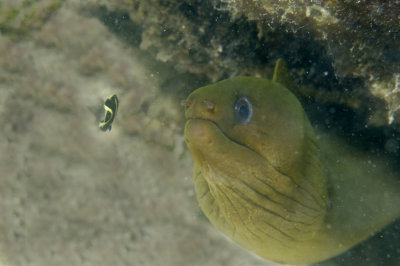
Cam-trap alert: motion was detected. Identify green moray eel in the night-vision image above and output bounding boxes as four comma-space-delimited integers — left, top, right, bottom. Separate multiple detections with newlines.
183, 60, 400, 265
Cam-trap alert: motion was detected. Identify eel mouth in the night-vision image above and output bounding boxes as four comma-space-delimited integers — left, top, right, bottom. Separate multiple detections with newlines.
185, 117, 220, 132
184, 117, 262, 160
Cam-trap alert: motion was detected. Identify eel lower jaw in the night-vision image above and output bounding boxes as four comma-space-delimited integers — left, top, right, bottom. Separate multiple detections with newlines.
184, 117, 263, 159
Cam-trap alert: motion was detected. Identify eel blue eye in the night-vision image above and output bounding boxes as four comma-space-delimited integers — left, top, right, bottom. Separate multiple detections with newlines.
234, 97, 253, 124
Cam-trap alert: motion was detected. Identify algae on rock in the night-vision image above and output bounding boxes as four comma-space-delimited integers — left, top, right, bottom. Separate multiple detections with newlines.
0, 0, 63, 36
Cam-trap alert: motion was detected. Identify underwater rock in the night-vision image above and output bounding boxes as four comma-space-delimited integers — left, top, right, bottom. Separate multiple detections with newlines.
0, 0, 62, 36
81, 0, 400, 133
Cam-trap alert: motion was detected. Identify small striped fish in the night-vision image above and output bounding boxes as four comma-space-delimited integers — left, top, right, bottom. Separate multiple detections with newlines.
99, 94, 119, 131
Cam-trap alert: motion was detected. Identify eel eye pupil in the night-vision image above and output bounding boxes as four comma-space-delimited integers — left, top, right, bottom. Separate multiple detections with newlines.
234, 97, 253, 124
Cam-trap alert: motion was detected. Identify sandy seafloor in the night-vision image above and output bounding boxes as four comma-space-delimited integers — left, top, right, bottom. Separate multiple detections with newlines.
0, 2, 400, 266
0, 3, 273, 266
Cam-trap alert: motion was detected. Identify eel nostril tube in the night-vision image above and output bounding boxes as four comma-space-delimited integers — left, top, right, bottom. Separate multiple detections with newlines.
202, 99, 215, 112
181, 99, 192, 109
